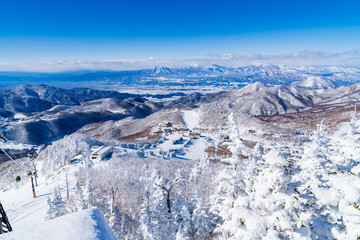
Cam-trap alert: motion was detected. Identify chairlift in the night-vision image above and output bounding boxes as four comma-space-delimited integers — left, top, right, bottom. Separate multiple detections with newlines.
27, 171, 33, 177
15, 176, 21, 183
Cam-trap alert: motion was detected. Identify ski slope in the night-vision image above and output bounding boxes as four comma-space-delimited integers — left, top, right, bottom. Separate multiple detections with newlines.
2, 208, 115, 240
181, 110, 200, 130
0, 162, 115, 240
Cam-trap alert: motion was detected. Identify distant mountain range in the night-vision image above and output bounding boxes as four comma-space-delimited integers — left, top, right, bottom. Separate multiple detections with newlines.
1, 64, 360, 91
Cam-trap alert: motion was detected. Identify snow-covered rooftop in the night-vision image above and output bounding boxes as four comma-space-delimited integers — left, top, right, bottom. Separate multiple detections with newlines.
92, 146, 111, 155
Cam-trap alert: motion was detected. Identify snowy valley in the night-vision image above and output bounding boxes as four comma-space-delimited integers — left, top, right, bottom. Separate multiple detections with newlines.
1, 67, 360, 239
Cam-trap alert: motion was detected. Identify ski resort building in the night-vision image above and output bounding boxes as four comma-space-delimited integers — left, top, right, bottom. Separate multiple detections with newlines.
90, 146, 112, 161
189, 132, 201, 138
174, 125, 188, 132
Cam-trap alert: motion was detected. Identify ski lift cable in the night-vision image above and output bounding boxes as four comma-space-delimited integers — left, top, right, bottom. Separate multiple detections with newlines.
0, 134, 28, 171
0, 147, 28, 171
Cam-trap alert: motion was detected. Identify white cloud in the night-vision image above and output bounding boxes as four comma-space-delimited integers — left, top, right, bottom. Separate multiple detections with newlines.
0, 50, 360, 72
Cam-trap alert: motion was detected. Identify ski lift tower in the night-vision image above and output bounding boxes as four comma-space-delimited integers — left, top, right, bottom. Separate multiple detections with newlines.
0, 134, 13, 234
0, 201, 12, 234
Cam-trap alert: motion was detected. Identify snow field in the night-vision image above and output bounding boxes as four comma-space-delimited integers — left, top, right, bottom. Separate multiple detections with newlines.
181, 109, 200, 130
3, 208, 116, 240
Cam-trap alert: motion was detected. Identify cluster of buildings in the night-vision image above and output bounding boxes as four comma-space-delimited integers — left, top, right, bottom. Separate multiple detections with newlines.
152, 122, 201, 139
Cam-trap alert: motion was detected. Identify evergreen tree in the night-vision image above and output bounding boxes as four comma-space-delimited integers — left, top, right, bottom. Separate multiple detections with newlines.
44, 186, 69, 220
109, 207, 130, 240
75, 180, 88, 211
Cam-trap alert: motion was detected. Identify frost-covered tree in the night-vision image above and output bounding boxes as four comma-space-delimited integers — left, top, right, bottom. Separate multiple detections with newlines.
140, 169, 184, 240
349, 104, 359, 134
44, 186, 69, 220
296, 119, 360, 239
176, 199, 218, 240
211, 142, 314, 239
67, 179, 88, 213
108, 207, 133, 240
139, 163, 200, 240
187, 157, 216, 200
94, 164, 123, 214
39, 134, 99, 177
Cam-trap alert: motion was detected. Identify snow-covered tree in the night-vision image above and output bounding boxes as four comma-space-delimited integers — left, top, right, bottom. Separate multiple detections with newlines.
140, 169, 183, 240
67, 179, 88, 213
108, 207, 133, 239
39, 134, 99, 177
176, 199, 218, 240
44, 186, 69, 220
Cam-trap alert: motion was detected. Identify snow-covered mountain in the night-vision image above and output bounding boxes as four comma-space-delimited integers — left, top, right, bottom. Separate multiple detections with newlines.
152, 67, 173, 75
1, 64, 360, 93
1, 97, 163, 145
0, 84, 141, 117
139, 64, 360, 92
292, 76, 335, 89
59, 80, 360, 145
166, 80, 360, 116
2, 79, 360, 145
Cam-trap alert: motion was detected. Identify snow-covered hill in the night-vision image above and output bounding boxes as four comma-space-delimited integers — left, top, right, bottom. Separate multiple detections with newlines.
0, 84, 141, 117
293, 76, 334, 89
1, 96, 163, 145
193, 81, 360, 116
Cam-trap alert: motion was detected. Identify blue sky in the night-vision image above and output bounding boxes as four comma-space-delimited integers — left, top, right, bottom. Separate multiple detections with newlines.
0, 0, 360, 71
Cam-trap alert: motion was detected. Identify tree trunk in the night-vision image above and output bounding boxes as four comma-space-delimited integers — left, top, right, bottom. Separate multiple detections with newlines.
163, 188, 171, 213
111, 189, 115, 213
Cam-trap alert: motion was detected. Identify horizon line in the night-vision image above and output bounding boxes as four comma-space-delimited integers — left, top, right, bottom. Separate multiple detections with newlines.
1, 50, 360, 73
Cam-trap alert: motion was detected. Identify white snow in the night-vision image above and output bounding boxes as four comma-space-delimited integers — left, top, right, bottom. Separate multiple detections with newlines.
182, 138, 207, 160
3, 208, 116, 240
297, 76, 334, 89
13, 113, 27, 120
181, 110, 200, 130
0, 141, 32, 150
2, 101, 360, 239
156, 132, 185, 151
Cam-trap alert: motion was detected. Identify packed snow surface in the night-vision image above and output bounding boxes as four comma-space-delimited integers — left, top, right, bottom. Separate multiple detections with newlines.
0, 142, 32, 150
2, 208, 116, 240
181, 110, 200, 130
